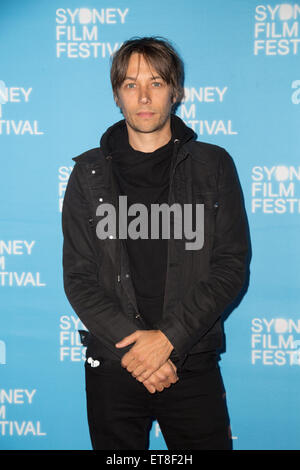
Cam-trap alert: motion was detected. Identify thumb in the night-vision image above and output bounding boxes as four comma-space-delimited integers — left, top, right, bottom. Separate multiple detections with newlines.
115, 331, 139, 348
167, 359, 178, 376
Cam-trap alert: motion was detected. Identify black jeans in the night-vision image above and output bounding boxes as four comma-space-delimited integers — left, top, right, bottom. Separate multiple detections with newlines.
84, 352, 232, 450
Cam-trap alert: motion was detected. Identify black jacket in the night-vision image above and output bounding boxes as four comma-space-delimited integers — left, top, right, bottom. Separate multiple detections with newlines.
62, 115, 249, 369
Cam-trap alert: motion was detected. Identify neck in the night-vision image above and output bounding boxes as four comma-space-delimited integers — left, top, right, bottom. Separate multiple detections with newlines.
126, 119, 172, 153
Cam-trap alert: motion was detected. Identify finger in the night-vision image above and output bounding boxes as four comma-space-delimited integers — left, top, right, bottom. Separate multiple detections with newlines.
132, 365, 156, 382
131, 364, 146, 378
153, 370, 167, 381
153, 373, 172, 392
168, 367, 179, 382
115, 331, 139, 348
160, 363, 178, 382
167, 371, 178, 383
167, 359, 177, 374
162, 381, 171, 388
121, 352, 139, 369
151, 380, 164, 392
158, 376, 172, 388
143, 380, 156, 394
128, 363, 151, 382
126, 358, 140, 373
161, 375, 174, 387
145, 374, 163, 392
164, 368, 177, 381
120, 351, 132, 368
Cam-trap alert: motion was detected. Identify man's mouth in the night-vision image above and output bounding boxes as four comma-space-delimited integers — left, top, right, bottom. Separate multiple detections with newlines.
136, 111, 155, 118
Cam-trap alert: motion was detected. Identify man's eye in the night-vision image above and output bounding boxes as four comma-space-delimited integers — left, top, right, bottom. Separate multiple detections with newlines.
152, 82, 162, 87
126, 83, 136, 89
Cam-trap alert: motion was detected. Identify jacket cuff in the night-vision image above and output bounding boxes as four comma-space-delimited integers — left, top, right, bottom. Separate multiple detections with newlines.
157, 316, 191, 363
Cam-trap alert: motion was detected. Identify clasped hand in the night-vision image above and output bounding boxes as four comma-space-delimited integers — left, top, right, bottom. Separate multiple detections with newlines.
115, 330, 178, 393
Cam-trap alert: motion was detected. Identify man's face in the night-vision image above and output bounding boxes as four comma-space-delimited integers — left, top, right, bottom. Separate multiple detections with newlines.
115, 53, 176, 135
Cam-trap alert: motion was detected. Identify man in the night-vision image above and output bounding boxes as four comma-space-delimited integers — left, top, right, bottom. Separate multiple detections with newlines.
62, 36, 249, 450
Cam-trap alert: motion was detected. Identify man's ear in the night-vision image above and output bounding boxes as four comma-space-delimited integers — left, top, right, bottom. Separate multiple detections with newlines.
114, 93, 120, 107
171, 89, 178, 104
114, 93, 124, 115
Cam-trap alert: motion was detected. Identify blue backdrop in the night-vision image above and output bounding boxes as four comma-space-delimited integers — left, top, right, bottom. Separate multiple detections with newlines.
1, 0, 299, 450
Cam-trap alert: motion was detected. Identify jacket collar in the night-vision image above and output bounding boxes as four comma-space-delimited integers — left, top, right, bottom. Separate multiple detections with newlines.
72, 115, 196, 165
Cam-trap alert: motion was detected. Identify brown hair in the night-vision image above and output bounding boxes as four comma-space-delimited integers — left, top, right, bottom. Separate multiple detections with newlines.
110, 36, 185, 105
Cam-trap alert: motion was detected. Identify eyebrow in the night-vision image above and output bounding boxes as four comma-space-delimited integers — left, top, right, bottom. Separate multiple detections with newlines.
123, 75, 162, 81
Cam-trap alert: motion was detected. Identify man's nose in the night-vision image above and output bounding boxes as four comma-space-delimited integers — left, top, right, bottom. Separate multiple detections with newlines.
138, 85, 151, 104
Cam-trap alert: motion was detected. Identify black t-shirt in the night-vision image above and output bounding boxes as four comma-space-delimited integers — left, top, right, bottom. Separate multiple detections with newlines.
112, 135, 174, 328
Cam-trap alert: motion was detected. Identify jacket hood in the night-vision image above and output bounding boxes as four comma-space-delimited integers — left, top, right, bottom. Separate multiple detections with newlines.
100, 114, 196, 157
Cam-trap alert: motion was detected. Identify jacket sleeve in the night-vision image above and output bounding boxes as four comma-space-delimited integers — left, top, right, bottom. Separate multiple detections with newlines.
156, 149, 249, 361
62, 162, 139, 360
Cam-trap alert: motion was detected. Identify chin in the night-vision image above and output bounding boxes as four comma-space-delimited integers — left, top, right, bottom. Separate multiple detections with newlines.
128, 118, 168, 134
